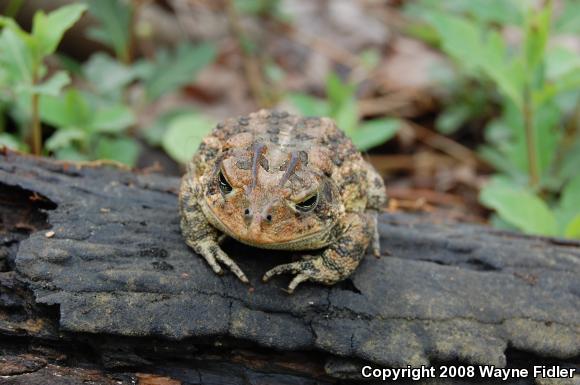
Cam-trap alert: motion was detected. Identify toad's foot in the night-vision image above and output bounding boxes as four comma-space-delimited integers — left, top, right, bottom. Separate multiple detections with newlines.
262, 255, 338, 293
262, 212, 374, 293
194, 240, 250, 284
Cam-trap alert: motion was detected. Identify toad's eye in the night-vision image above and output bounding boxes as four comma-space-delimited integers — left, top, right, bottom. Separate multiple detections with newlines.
295, 193, 318, 212
218, 170, 233, 194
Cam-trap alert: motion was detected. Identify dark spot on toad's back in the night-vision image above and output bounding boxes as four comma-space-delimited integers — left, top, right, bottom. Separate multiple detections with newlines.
267, 126, 280, 134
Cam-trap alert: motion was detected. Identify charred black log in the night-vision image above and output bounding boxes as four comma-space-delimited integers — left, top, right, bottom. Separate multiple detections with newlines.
0, 151, 578, 384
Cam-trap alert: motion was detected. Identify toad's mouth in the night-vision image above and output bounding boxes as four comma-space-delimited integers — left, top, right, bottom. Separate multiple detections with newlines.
200, 201, 332, 250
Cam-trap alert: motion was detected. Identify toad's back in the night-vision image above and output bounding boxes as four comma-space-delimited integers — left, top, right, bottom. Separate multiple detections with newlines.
210, 110, 360, 171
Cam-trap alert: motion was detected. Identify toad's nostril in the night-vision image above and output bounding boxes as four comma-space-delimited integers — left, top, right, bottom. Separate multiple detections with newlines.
266, 214, 272, 222
244, 208, 251, 216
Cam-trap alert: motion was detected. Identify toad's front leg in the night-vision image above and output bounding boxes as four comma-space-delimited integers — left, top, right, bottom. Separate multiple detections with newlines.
180, 175, 249, 284
262, 212, 374, 293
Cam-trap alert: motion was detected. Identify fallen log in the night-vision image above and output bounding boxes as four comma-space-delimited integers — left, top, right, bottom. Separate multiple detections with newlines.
0, 151, 578, 384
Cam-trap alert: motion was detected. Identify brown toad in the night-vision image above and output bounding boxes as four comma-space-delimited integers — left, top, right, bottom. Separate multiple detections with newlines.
179, 110, 386, 293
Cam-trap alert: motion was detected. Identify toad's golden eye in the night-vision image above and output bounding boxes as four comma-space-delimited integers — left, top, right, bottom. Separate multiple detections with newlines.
218, 170, 233, 194
295, 193, 318, 212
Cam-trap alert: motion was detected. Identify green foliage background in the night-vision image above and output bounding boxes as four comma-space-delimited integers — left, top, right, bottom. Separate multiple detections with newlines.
0, 0, 578, 238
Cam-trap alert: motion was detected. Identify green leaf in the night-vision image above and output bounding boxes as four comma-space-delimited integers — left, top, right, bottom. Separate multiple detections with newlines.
85, 0, 131, 61
0, 27, 33, 84
478, 146, 526, 181
0, 15, 31, 40
95, 136, 140, 166
423, 11, 523, 108
56, 53, 83, 76
488, 99, 560, 179
27, 71, 70, 96
90, 104, 135, 133
234, 0, 282, 16
555, 0, 580, 34
350, 118, 400, 151
554, 175, 580, 235
54, 146, 88, 161
558, 138, 580, 183
545, 46, 580, 81
144, 42, 216, 100
0, 132, 25, 151
39, 89, 91, 128
32, 4, 87, 57
359, 49, 381, 71
480, 178, 557, 236
523, 4, 551, 76
45, 128, 87, 151
83, 53, 138, 95
435, 103, 471, 134
489, 213, 519, 232
287, 93, 330, 117
162, 113, 215, 164
326, 72, 356, 112
533, 102, 561, 177
142, 108, 195, 146
333, 97, 358, 135
564, 214, 580, 239
406, 0, 523, 26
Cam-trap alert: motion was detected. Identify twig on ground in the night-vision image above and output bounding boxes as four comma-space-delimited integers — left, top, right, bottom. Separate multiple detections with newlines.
408, 121, 486, 168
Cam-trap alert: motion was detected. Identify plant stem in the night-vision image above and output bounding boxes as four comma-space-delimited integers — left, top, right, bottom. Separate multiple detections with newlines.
31, 92, 41, 156
125, 0, 143, 64
224, 0, 271, 108
29, 68, 42, 156
523, 85, 539, 187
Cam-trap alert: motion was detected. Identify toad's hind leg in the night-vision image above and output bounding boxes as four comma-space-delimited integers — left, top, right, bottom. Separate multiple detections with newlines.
364, 163, 386, 257
262, 212, 374, 293
179, 171, 249, 284
369, 211, 380, 257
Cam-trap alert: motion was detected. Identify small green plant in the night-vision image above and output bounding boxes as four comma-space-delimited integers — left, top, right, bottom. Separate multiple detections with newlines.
407, 0, 580, 238
46, 39, 216, 165
39, 88, 138, 164
85, 0, 134, 63
288, 73, 401, 151
0, 2, 218, 166
159, 112, 216, 164
0, 4, 87, 155
137, 42, 216, 102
